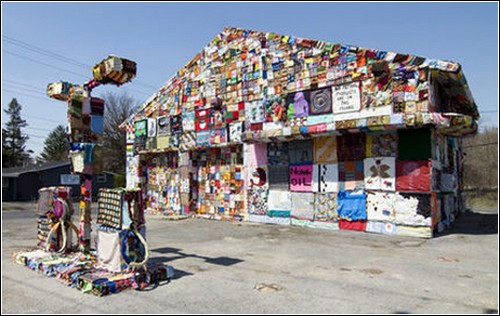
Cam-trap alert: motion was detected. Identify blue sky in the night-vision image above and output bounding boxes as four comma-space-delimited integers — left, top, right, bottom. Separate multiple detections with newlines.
2, 2, 498, 156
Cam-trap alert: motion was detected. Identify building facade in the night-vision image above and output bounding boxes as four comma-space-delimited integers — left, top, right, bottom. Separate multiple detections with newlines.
122, 27, 478, 237
2, 161, 115, 201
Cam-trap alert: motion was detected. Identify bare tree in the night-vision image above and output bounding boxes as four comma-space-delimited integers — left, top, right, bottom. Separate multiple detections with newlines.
98, 91, 140, 176
462, 126, 498, 202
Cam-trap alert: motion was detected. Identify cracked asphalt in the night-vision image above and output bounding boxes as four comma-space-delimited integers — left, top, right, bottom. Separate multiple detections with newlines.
2, 203, 498, 314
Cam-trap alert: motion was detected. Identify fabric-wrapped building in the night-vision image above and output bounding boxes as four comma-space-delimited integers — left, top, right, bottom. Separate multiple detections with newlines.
121, 27, 478, 238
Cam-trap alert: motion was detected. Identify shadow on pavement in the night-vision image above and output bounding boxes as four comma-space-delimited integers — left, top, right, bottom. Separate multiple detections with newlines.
150, 247, 244, 267
435, 210, 498, 237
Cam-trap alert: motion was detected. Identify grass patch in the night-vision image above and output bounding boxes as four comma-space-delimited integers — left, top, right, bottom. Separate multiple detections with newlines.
2, 206, 19, 211
468, 196, 498, 209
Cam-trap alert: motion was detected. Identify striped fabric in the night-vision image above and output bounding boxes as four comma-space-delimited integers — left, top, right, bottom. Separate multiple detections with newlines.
313, 136, 338, 164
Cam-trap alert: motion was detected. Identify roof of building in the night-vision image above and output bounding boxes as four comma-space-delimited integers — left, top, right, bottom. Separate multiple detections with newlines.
2, 161, 71, 178
121, 26, 479, 151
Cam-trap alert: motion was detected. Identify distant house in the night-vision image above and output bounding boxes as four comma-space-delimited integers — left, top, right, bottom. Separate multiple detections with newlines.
2, 161, 115, 201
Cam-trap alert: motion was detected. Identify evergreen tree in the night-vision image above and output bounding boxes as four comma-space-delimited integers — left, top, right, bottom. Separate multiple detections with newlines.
37, 125, 69, 163
2, 98, 31, 167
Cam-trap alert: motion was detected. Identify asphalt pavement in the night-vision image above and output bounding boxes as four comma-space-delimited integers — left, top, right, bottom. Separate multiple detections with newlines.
2, 204, 498, 314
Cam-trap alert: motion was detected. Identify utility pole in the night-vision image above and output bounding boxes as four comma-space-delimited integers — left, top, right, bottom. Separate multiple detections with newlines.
47, 56, 137, 252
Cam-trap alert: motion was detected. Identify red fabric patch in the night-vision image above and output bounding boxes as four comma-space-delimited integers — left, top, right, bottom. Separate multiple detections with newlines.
396, 160, 431, 192
250, 123, 263, 131
338, 220, 367, 231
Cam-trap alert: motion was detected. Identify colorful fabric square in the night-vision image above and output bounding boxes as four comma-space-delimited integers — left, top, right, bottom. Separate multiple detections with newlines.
83, 143, 96, 163
291, 218, 339, 230
309, 87, 332, 115
394, 192, 432, 226
179, 132, 196, 151
291, 192, 315, 220
69, 95, 83, 118
97, 189, 123, 230
395, 225, 432, 238
157, 116, 170, 136
248, 214, 290, 226
366, 191, 396, 222
147, 118, 156, 138
366, 221, 397, 235
288, 117, 307, 134
290, 164, 313, 192
133, 136, 146, 153
364, 157, 396, 191
248, 187, 268, 215
398, 128, 432, 160
400, 193, 432, 218
91, 115, 104, 135
246, 101, 265, 123
170, 114, 183, 134
229, 121, 243, 143
69, 114, 88, 130
289, 140, 313, 165
332, 82, 361, 114
338, 161, 364, 190
182, 110, 195, 131
268, 165, 290, 190
306, 114, 334, 126
337, 189, 367, 221
245, 143, 268, 166
90, 97, 105, 115
195, 108, 211, 131
169, 134, 179, 147
264, 95, 287, 122
267, 142, 289, 166
37, 216, 51, 248
210, 129, 226, 145
338, 219, 366, 231
440, 172, 458, 193
97, 230, 123, 272
366, 132, 398, 157
396, 160, 431, 192
196, 131, 210, 146
70, 151, 85, 173
313, 136, 337, 164
313, 193, 338, 222
285, 91, 310, 117
267, 190, 291, 214
36, 188, 53, 216
337, 133, 366, 161
248, 166, 268, 190
312, 164, 338, 192
156, 136, 170, 149
134, 120, 147, 137
212, 108, 225, 128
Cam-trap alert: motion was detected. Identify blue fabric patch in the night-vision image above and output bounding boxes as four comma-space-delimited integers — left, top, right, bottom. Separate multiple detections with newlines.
337, 190, 367, 221
91, 115, 104, 135
267, 210, 291, 218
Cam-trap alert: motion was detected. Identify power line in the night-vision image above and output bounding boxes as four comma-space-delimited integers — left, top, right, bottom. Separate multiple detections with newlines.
2, 49, 152, 95
3, 34, 159, 90
3, 78, 45, 91
3, 82, 45, 95
25, 133, 47, 139
2, 88, 52, 102
3, 50, 90, 79
3, 35, 91, 69
26, 126, 55, 133
23, 114, 65, 124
